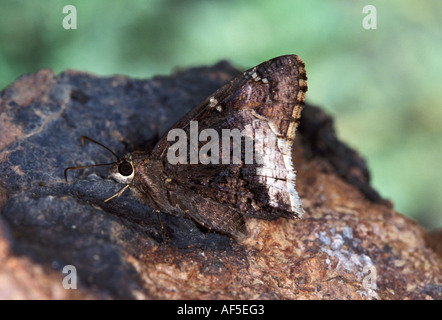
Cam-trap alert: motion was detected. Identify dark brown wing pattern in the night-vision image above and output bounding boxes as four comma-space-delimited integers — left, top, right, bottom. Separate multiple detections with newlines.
149, 55, 307, 238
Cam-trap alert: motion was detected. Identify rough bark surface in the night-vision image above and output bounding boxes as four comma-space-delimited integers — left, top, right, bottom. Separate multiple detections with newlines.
0, 62, 440, 299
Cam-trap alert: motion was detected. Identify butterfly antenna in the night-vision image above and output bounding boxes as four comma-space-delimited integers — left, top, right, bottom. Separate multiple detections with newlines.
64, 136, 121, 182
80, 136, 121, 161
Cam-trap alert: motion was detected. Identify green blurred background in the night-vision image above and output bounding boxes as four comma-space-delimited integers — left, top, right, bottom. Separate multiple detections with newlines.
0, 0, 440, 229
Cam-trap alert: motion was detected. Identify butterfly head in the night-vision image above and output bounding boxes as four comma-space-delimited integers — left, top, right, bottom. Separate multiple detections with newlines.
64, 136, 138, 202
109, 154, 135, 185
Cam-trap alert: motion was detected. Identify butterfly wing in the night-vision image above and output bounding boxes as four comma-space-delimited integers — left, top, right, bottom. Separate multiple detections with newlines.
151, 55, 307, 236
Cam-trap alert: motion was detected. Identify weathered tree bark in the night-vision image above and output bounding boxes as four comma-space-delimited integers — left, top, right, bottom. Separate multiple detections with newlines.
0, 62, 440, 299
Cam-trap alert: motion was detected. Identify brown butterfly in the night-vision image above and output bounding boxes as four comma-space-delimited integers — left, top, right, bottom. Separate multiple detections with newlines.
65, 55, 307, 239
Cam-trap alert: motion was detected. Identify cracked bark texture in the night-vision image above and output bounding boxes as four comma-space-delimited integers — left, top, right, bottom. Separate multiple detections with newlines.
0, 63, 441, 299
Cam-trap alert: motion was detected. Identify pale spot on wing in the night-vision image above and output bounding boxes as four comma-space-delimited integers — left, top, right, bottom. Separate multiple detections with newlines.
209, 96, 218, 108
299, 78, 307, 87
297, 91, 305, 102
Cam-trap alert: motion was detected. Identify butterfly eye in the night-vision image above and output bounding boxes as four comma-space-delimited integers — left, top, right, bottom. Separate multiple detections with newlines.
118, 161, 133, 176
